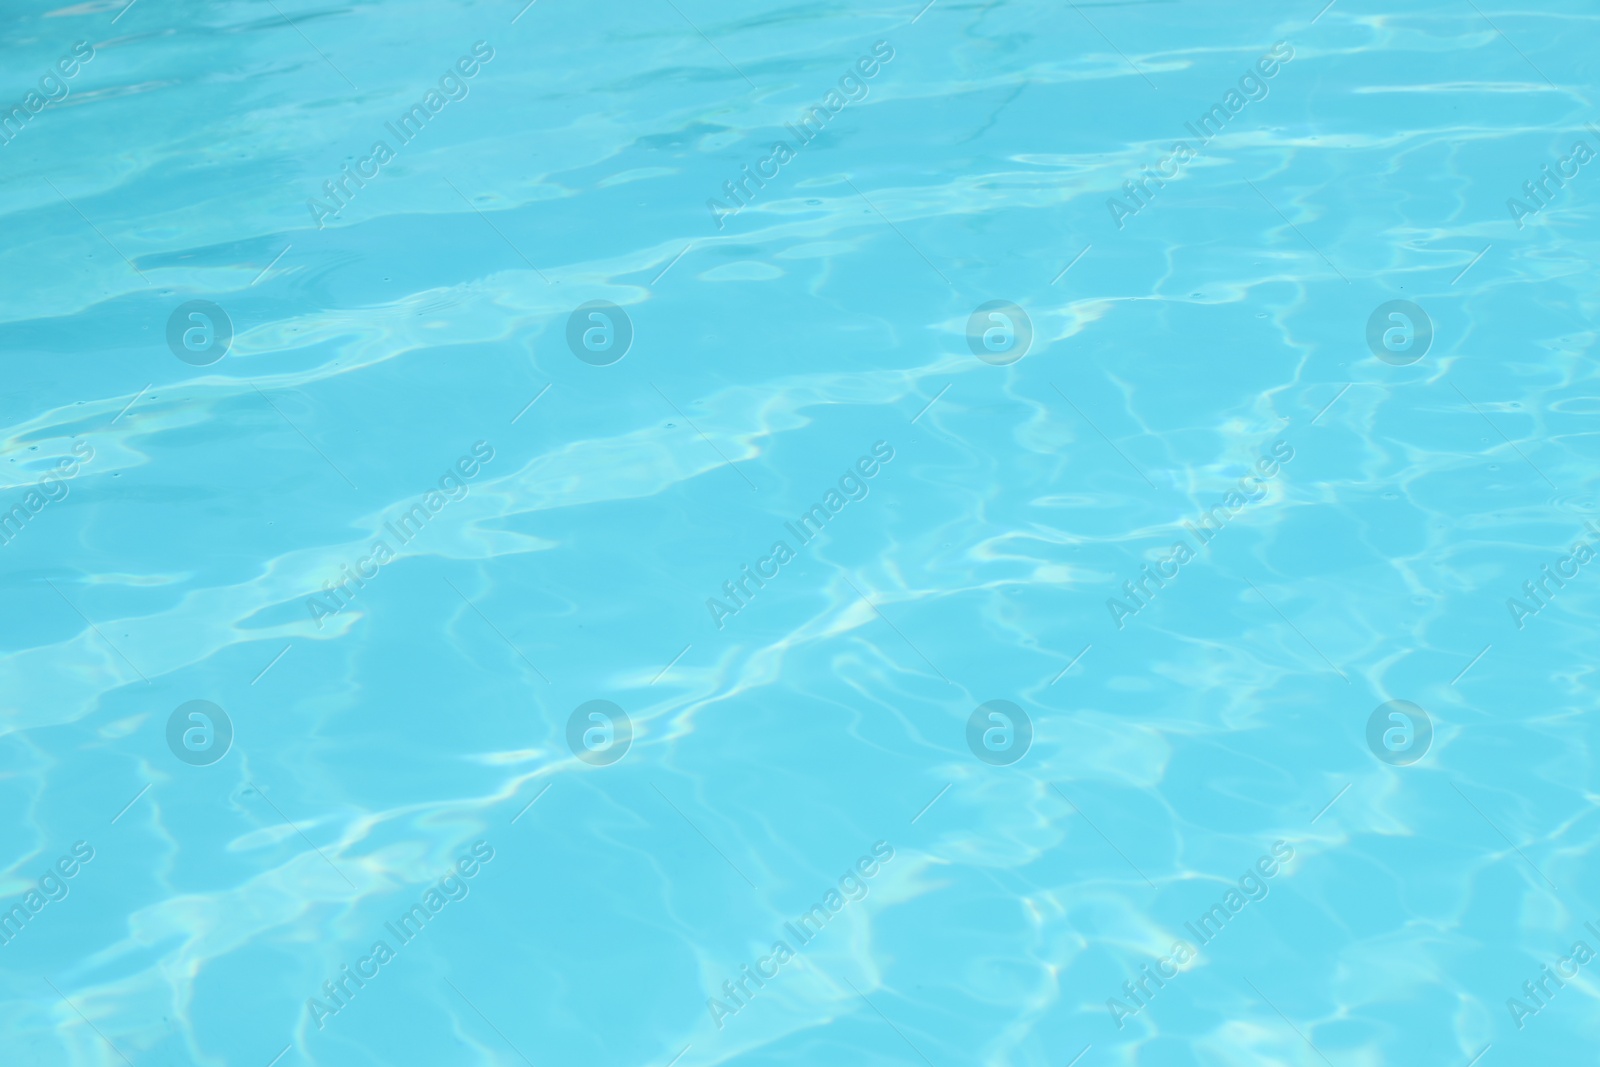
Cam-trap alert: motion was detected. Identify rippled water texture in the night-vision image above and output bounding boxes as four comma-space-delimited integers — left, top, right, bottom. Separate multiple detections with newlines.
1, 0, 1598, 1064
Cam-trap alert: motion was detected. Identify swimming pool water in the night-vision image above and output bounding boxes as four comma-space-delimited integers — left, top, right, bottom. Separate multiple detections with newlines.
2, 0, 1599, 1064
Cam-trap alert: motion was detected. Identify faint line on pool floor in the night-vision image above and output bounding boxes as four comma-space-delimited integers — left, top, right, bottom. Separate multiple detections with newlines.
1243, 977, 1335, 1067
839, 574, 952, 685
43, 177, 150, 285
45, 578, 150, 684
46, 978, 134, 1066
264, 1043, 292, 1067
1243, 179, 1349, 283
1451, 643, 1492, 686
1448, 781, 1560, 893
652, 643, 692, 684
1309, 783, 1349, 824
1066, 1044, 1092, 1067
1051, 643, 1092, 685
910, 384, 950, 423
446, 978, 537, 1067
251, 245, 292, 286
651, 243, 692, 285
263, 0, 358, 90
511, 783, 552, 824
651, 782, 759, 890
252, 644, 293, 685
910, 0, 936, 24
1465, 1043, 1492, 1067
250, 381, 360, 490
1243, 578, 1349, 683
111, 384, 150, 424
1309, 0, 1337, 24
661, 0, 759, 92
842, 976, 937, 1067
1051, 783, 1156, 889
1048, 382, 1156, 489
1065, 1, 1154, 88
444, 578, 550, 683
110, 783, 151, 825
1051, 243, 1092, 284
1463, 0, 1560, 92
248, 781, 359, 891
910, 783, 951, 824
1448, 381, 1558, 490
1309, 383, 1351, 426
511, 0, 538, 23
1451, 244, 1491, 286
651, 382, 758, 491
842, 177, 952, 287
511, 383, 551, 424
111, 0, 139, 22
662, 1045, 692, 1067
442, 176, 552, 283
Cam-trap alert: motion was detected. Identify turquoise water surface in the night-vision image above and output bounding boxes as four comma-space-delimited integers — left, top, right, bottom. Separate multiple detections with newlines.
3, 0, 1599, 1064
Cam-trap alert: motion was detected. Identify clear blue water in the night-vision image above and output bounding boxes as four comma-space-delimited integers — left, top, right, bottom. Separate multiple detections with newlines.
2, 0, 1598, 1064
